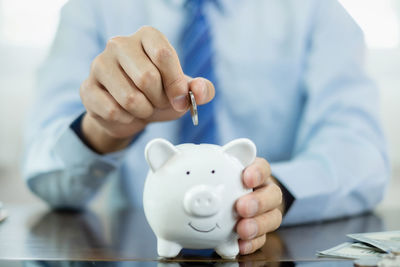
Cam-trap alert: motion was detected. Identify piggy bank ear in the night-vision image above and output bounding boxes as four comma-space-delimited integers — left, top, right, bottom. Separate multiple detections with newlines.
223, 138, 256, 167
145, 138, 178, 172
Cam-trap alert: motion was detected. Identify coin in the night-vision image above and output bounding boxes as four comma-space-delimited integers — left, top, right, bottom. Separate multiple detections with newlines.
188, 90, 198, 126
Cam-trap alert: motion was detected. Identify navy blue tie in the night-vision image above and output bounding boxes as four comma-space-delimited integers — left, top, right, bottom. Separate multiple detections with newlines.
179, 0, 218, 144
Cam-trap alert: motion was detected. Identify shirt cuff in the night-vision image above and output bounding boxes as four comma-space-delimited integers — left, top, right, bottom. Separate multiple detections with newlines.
273, 176, 295, 216
270, 158, 334, 226
54, 114, 128, 171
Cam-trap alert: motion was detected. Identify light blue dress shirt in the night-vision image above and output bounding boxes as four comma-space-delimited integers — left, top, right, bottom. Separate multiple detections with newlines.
23, 0, 390, 225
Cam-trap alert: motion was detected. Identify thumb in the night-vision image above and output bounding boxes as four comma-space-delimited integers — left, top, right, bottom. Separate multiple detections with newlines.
187, 76, 216, 105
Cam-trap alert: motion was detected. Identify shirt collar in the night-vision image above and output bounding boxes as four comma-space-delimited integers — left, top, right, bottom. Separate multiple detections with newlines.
166, 0, 223, 12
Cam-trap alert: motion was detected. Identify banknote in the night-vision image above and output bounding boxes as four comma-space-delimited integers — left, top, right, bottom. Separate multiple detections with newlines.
317, 242, 384, 259
354, 254, 400, 267
351, 242, 383, 252
348, 231, 400, 254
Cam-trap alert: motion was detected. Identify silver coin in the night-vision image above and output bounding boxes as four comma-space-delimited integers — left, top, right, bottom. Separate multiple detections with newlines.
189, 90, 198, 126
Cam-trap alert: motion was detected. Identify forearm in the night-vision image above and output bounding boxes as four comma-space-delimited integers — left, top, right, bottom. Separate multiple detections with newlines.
24, 119, 125, 209
271, 135, 389, 226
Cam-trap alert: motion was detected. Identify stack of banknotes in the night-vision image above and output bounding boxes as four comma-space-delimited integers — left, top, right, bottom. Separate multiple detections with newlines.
0, 201, 7, 223
318, 231, 400, 266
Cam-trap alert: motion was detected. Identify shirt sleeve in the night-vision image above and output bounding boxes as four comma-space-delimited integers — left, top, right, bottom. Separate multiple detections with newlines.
271, 0, 391, 225
22, 0, 125, 209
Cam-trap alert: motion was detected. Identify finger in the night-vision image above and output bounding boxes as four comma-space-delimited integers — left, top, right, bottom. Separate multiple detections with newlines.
93, 59, 155, 119
140, 26, 188, 111
236, 209, 282, 241
188, 77, 215, 105
242, 158, 271, 189
145, 107, 186, 122
236, 182, 283, 218
108, 36, 169, 109
80, 80, 134, 124
239, 234, 266, 255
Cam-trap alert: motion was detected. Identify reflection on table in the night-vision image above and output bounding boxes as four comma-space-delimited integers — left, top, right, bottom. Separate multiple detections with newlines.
0, 205, 398, 265
20, 260, 355, 267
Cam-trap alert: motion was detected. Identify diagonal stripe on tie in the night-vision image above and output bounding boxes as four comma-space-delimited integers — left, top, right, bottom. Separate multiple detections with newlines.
182, 26, 211, 64
179, 0, 219, 144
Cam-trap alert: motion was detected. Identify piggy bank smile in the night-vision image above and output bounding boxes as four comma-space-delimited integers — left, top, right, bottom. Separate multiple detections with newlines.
183, 184, 223, 233
143, 138, 256, 259
188, 222, 220, 233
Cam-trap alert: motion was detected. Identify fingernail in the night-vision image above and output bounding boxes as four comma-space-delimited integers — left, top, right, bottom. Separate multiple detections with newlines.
247, 199, 258, 217
242, 241, 253, 254
244, 169, 255, 186
172, 95, 188, 111
250, 170, 262, 186
255, 171, 262, 185
200, 79, 208, 102
246, 219, 258, 239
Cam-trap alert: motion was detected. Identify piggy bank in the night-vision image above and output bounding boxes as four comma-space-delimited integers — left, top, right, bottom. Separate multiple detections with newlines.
143, 138, 256, 259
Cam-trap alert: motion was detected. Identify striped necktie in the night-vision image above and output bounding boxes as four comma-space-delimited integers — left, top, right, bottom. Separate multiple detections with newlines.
179, 0, 219, 144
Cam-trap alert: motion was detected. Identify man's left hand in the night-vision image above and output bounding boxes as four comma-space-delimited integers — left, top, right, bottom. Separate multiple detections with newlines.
235, 157, 284, 255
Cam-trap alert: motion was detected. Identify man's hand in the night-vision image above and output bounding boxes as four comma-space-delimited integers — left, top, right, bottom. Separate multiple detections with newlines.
80, 26, 215, 154
236, 158, 284, 255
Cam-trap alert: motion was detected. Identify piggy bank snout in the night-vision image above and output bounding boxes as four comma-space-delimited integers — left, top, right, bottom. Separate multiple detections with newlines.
183, 185, 221, 217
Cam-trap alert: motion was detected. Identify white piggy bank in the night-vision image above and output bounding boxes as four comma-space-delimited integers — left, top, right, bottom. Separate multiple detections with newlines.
143, 138, 256, 259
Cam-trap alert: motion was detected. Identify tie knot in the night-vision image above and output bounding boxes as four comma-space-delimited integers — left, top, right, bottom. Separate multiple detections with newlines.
184, 0, 219, 14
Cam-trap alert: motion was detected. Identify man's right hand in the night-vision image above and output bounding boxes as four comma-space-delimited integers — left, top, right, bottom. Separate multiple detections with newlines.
79, 26, 215, 154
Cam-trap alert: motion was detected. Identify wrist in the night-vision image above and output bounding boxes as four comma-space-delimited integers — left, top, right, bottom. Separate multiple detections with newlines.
270, 175, 294, 216
270, 176, 286, 215
81, 113, 144, 154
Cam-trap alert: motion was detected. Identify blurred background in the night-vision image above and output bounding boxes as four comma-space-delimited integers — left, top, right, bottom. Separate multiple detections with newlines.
0, 0, 399, 209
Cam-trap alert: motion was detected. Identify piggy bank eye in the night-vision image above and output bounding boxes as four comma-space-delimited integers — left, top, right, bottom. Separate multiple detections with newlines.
211, 170, 215, 174
186, 171, 190, 175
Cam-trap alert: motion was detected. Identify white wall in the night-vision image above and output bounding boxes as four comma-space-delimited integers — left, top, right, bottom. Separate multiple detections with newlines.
339, 0, 400, 171
368, 49, 400, 170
